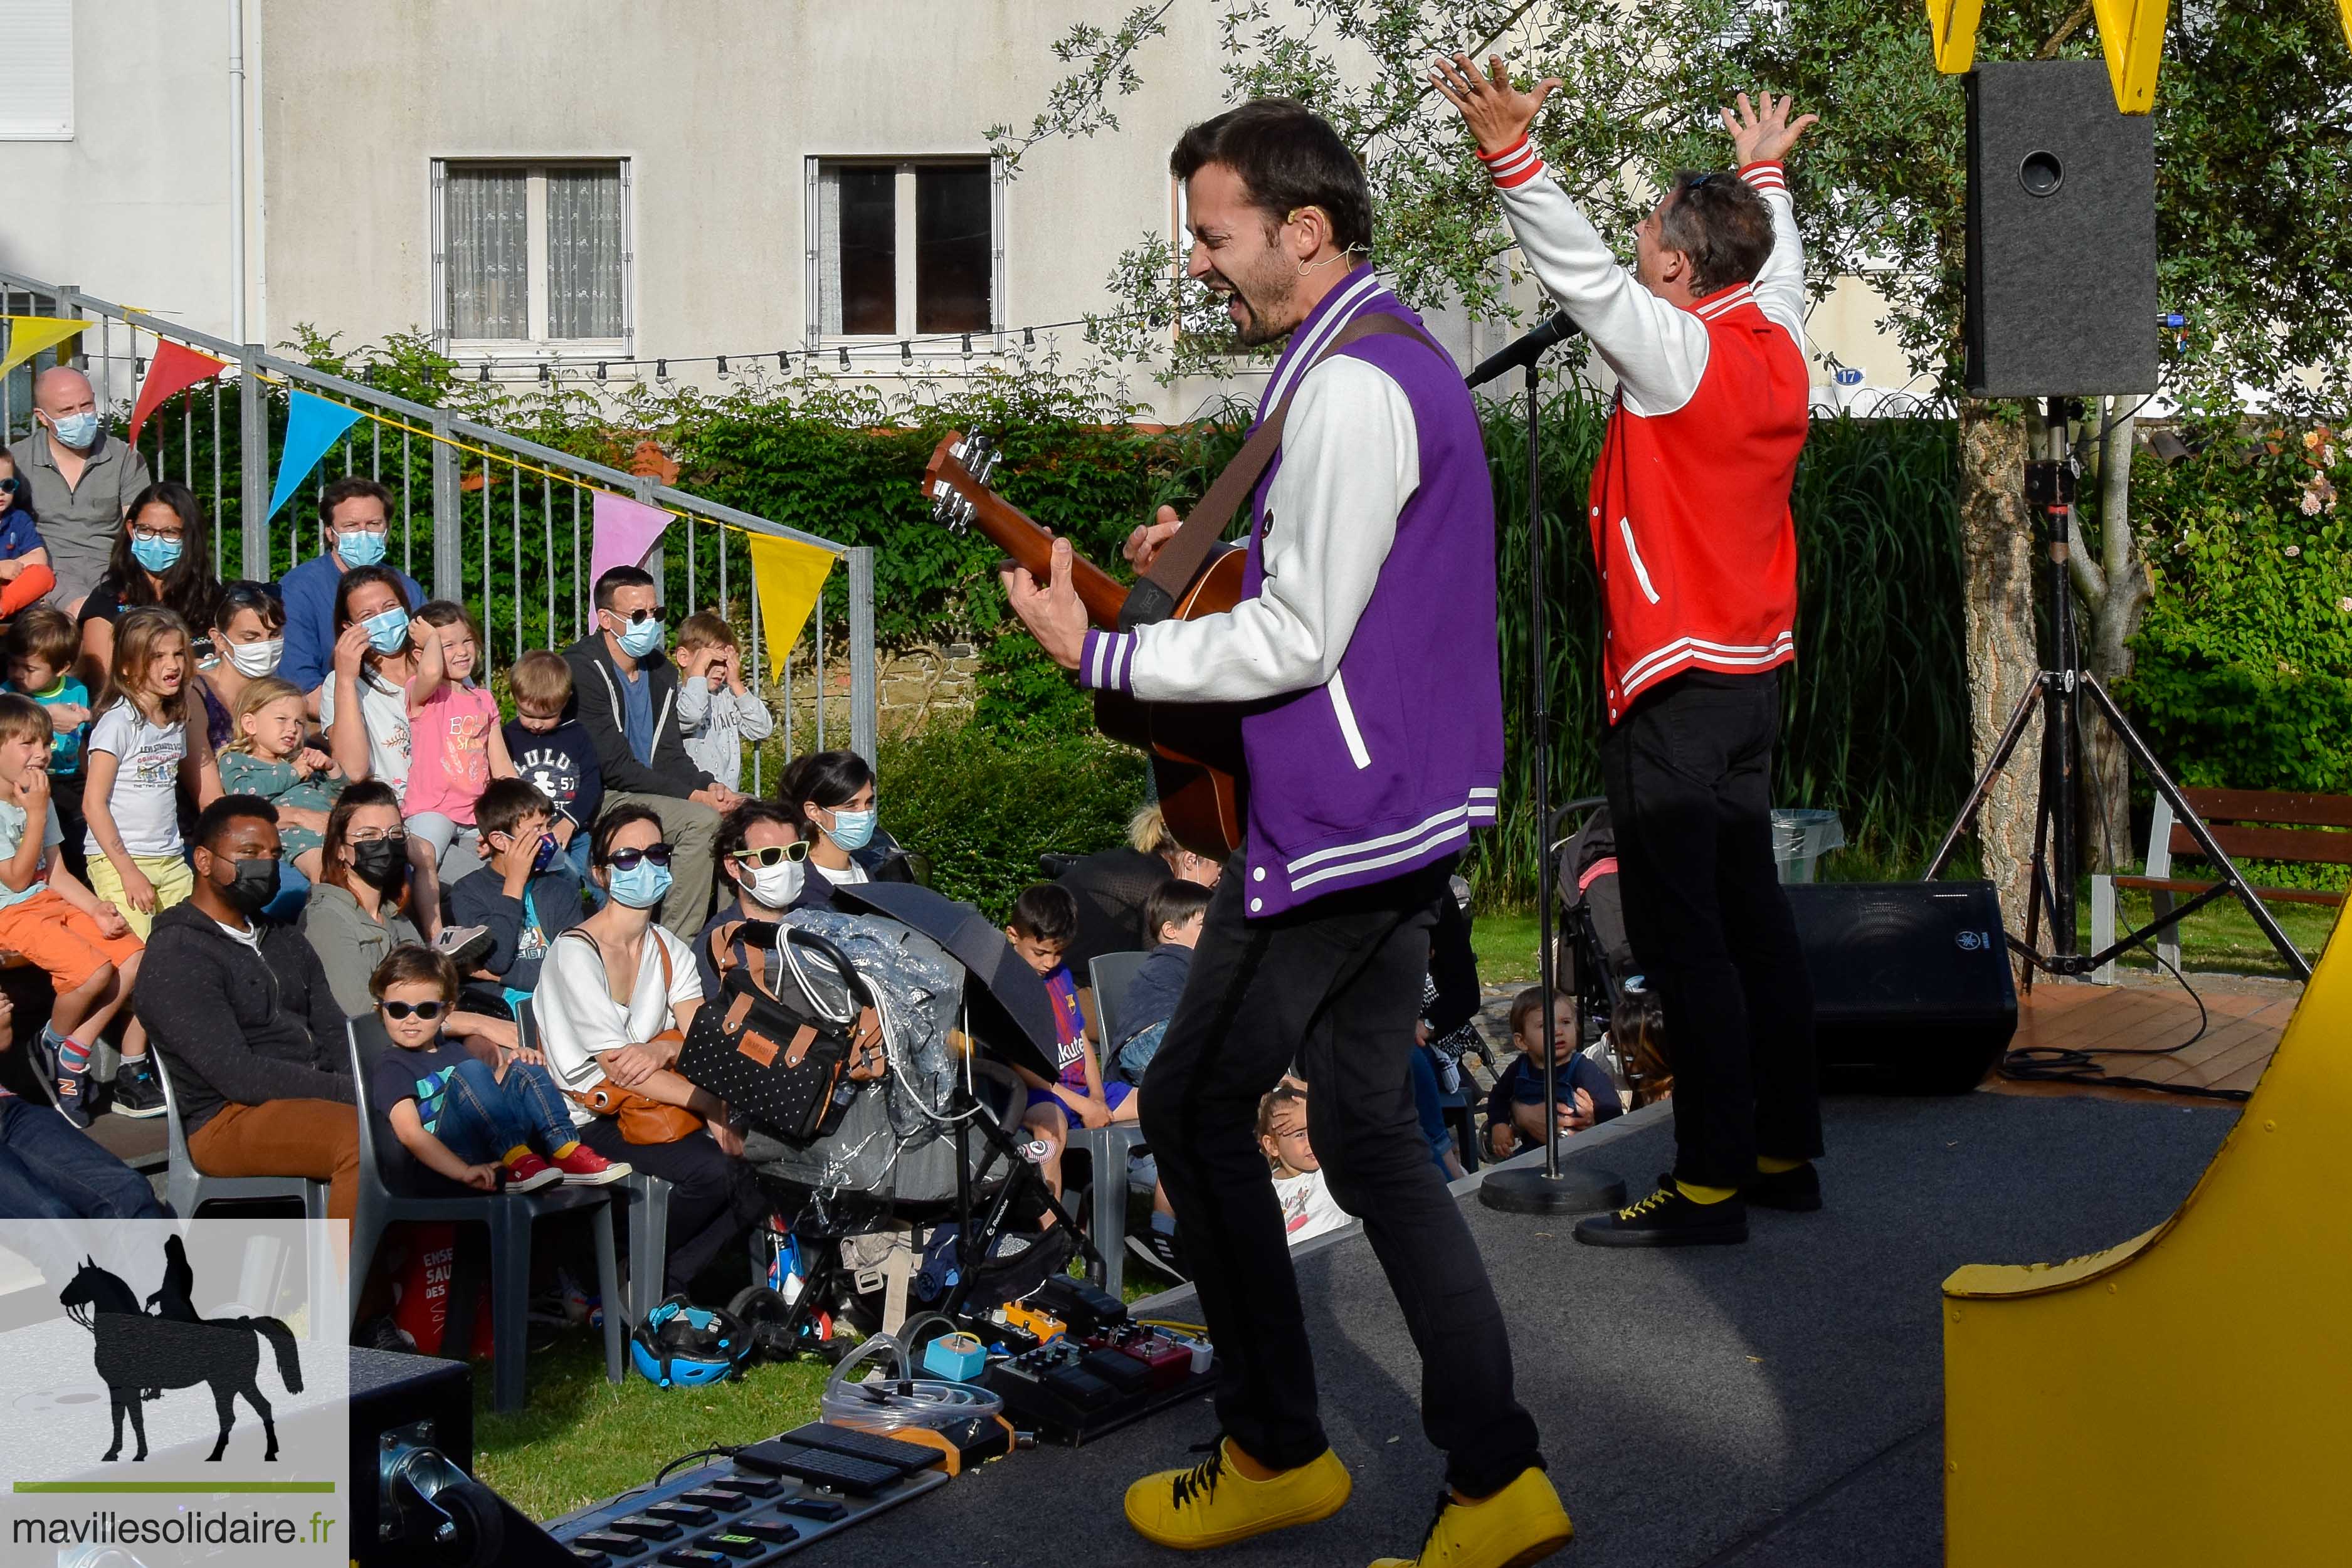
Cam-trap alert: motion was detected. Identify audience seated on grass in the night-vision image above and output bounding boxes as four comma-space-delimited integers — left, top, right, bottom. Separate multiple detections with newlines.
696, 798, 806, 999
0, 448, 60, 616
366, 943, 626, 1194
0, 990, 167, 1219
1112, 876, 1211, 1083
1260, 1081, 1349, 1246
278, 478, 423, 705
4, 606, 95, 883
673, 612, 775, 796
402, 600, 517, 895
75, 482, 220, 691
447, 777, 586, 1012
502, 649, 603, 889
1055, 802, 1223, 972
562, 566, 736, 942
1006, 883, 1131, 1210
220, 675, 343, 886
781, 747, 914, 908
1484, 986, 1626, 1163
324, 564, 450, 936
0, 692, 149, 1127
194, 579, 291, 760
535, 803, 764, 1302
132, 796, 361, 1218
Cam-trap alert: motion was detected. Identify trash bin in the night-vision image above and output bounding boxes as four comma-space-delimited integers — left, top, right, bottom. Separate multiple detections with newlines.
1771, 808, 1845, 883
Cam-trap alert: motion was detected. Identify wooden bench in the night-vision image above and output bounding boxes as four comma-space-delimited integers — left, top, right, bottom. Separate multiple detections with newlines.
2090, 788, 2349, 982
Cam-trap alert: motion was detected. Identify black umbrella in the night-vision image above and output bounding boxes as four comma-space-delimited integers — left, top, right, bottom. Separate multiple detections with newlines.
831, 881, 1058, 1081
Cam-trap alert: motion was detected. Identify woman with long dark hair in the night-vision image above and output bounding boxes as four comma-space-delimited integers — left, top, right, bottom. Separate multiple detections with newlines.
194, 580, 289, 755
76, 481, 219, 687
778, 748, 911, 909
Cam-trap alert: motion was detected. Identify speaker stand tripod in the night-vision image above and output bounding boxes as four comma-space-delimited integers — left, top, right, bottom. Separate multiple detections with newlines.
1924, 396, 2311, 986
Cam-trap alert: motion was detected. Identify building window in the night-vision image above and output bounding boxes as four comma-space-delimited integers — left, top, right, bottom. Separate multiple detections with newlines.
0, 0, 73, 140
434, 160, 630, 354
809, 158, 1003, 347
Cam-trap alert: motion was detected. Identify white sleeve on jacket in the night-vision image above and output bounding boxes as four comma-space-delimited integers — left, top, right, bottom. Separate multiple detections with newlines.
1738, 160, 1805, 349
1077, 355, 1418, 703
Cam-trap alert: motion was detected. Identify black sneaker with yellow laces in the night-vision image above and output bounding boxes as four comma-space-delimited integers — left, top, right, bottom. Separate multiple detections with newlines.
1574, 1174, 1748, 1247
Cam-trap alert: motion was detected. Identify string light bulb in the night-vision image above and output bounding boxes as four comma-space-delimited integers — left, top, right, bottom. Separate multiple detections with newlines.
900, 340, 912, 364
478, 363, 490, 383
596, 362, 608, 381
538, 363, 551, 384
717, 355, 729, 376
656, 359, 668, 379
1024, 327, 1035, 349
777, 350, 789, 371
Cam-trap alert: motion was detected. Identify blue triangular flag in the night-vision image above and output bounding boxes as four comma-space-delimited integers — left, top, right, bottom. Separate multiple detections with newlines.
266, 390, 366, 522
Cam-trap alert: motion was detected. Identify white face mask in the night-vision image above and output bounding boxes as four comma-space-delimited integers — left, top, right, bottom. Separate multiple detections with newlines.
744, 858, 805, 910
226, 638, 283, 678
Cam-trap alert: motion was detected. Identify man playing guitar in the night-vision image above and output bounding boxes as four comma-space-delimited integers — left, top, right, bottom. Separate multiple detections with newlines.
1004, 98, 1569, 1568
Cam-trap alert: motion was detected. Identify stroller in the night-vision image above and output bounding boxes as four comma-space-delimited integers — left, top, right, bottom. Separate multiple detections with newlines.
1551, 799, 1672, 1108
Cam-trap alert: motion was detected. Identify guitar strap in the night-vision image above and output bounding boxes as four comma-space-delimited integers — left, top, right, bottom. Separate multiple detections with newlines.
1119, 310, 1449, 631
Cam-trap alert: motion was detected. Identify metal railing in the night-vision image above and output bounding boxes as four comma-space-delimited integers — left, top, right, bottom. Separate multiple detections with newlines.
0, 270, 877, 782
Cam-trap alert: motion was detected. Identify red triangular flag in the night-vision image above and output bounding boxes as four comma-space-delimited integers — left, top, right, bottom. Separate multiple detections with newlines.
127, 340, 228, 450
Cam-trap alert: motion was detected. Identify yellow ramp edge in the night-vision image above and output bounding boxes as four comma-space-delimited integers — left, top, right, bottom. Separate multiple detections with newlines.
1943, 905, 2352, 1567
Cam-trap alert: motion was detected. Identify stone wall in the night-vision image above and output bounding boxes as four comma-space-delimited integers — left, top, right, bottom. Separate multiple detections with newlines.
769, 641, 980, 749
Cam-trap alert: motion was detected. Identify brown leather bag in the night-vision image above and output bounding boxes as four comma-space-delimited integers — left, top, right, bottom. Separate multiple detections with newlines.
562, 934, 706, 1145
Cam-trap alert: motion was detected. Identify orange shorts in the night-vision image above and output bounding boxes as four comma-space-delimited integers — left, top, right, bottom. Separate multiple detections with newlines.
0, 889, 144, 991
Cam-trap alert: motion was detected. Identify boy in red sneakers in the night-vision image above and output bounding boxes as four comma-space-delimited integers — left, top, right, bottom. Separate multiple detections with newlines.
367, 945, 628, 1192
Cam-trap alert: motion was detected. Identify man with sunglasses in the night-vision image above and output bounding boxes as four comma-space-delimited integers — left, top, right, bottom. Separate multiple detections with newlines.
1437, 56, 1825, 1247
562, 565, 739, 940
696, 800, 806, 999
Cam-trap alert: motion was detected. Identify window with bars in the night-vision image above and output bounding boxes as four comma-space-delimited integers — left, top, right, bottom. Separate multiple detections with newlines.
435, 160, 630, 352
809, 159, 1001, 346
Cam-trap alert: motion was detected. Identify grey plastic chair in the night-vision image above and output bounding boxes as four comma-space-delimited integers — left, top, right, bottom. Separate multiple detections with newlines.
515, 999, 672, 1326
1089, 950, 1152, 1082
152, 1047, 328, 1222
1075, 951, 1154, 1298
344, 1020, 625, 1413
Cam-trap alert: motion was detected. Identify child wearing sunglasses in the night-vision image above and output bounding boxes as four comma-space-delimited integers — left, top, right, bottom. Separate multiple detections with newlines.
368, 943, 628, 1193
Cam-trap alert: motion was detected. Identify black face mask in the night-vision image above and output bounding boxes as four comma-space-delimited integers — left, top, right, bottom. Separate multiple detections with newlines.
350, 838, 406, 889
216, 856, 281, 917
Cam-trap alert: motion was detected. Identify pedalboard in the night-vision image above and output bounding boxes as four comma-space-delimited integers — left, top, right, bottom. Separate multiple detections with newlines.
981, 1324, 1216, 1445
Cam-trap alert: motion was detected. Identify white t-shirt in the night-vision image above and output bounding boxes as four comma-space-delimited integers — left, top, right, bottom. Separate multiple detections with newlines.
815, 859, 868, 887
1273, 1167, 1351, 1246
0, 797, 65, 910
534, 925, 706, 1126
85, 701, 189, 857
321, 666, 413, 802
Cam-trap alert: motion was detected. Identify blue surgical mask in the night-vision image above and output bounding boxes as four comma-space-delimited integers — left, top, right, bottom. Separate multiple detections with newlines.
606, 859, 672, 910
824, 808, 877, 853
50, 411, 100, 450
336, 527, 388, 567
362, 606, 411, 654
616, 616, 665, 660
130, 535, 183, 574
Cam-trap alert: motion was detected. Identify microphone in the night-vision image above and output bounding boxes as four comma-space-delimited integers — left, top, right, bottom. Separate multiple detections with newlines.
1466, 311, 1583, 389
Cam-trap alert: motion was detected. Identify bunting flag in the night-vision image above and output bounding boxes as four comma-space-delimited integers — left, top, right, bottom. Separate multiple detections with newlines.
0, 315, 92, 379
589, 490, 674, 587
745, 530, 836, 658
126, 340, 228, 450
266, 391, 365, 521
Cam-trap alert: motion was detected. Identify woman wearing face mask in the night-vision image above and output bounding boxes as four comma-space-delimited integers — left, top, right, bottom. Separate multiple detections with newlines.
693, 799, 807, 998
194, 580, 289, 755
302, 781, 514, 1050
535, 804, 764, 1303
75, 483, 221, 690
779, 749, 910, 910
324, 565, 450, 936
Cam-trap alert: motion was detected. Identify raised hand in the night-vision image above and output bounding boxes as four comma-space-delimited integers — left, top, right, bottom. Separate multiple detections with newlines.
1721, 90, 1817, 167
1428, 53, 1561, 157
1124, 506, 1183, 572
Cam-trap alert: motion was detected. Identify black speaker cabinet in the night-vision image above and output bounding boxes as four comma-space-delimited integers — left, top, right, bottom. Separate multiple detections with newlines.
1785, 881, 2018, 1093
1964, 60, 2158, 397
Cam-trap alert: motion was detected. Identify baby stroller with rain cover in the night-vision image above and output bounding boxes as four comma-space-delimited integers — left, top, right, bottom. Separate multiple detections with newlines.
1551, 798, 1672, 1108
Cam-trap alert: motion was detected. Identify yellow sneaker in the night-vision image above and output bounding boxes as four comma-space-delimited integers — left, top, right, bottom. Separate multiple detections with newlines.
1124, 1438, 1353, 1549
1369, 1468, 1574, 1568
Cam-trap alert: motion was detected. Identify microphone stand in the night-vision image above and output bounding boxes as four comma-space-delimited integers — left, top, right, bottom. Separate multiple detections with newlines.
1474, 315, 1627, 1217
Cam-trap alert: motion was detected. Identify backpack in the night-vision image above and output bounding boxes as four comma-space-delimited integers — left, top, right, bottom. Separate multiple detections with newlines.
677, 920, 887, 1145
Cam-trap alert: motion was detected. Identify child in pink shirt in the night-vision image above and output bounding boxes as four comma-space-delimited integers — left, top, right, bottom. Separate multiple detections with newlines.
402, 601, 516, 893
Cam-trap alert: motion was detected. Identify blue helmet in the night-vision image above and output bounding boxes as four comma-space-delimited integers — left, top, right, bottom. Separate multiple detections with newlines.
629, 1295, 751, 1389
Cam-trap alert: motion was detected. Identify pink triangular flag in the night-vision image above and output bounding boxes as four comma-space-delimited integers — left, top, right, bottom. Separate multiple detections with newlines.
589, 490, 674, 589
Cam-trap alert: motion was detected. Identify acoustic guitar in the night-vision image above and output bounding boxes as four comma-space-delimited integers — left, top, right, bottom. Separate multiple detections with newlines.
922, 431, 1248, 860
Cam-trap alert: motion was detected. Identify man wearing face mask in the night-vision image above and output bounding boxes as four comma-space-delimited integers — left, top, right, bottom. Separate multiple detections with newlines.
130, 796, 363, 1220
693, 800, 805, 999
8, 367, 152, 611
277, 478, 424, 709
562, 565, 737, 940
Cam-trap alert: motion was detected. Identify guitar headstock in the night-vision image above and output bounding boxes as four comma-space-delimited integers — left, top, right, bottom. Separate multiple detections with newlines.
922, 430, 1001, 535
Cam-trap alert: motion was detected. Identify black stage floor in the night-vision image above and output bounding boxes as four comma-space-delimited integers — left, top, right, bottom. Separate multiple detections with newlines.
799, 1091, 2233, 1567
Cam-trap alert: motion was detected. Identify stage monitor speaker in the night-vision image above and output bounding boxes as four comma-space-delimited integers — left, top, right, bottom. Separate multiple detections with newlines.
1964, 60, 2158, 397
1785, 881, 2017, 1094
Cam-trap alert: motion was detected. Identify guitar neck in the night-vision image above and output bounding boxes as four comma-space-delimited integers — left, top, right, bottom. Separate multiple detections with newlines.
963, 488, 1131, 630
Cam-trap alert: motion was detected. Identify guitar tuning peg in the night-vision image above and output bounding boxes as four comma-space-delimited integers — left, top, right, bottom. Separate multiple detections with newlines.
976, 451, 1000, 485
956, 495, 977, 532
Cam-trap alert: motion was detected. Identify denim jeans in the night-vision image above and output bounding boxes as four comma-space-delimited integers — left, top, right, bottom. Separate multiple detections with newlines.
0, 1095, 169, 1219
427, 1057, 577, 1164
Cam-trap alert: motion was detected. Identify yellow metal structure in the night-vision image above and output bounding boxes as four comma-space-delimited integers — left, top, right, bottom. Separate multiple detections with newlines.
1923, 0, 2170, 110
1943, 906, 2352, 1566
1924, 0, 1986, 72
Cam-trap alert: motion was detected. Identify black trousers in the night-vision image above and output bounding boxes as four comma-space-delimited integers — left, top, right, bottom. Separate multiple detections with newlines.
577, 1118, 765, 1298
1140, 855, 1542, 1498
1598, 671, 1821, 1189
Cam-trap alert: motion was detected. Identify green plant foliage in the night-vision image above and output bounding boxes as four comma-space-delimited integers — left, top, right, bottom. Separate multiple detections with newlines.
878, 723, 1149, 921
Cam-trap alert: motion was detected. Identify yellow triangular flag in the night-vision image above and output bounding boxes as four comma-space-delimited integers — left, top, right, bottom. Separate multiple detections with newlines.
746, 530, 836, 666
1924, 0, 1985, 73
0, 316, 93, 378
2091, 0, 2168, 112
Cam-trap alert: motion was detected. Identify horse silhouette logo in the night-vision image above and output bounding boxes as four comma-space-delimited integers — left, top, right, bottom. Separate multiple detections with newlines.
56, 1235, 304, 1463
